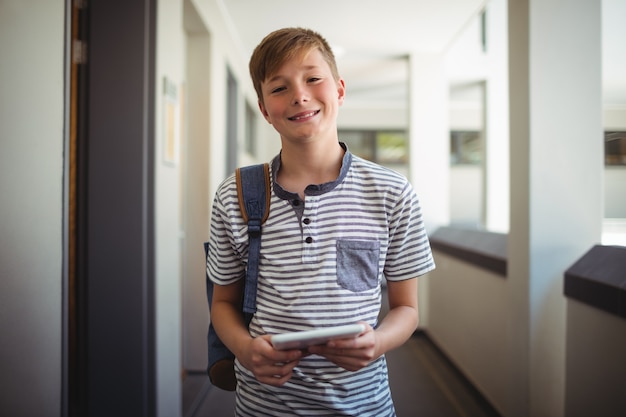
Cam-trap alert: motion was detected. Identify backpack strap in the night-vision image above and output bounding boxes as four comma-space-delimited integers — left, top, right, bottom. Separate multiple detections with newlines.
235, 163, 270, 314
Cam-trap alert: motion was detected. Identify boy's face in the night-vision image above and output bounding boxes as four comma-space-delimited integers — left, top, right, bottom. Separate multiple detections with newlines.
258, 49, 345, 145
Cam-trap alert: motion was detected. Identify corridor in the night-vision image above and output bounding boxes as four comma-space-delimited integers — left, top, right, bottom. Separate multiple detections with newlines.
182, 332, 501, 417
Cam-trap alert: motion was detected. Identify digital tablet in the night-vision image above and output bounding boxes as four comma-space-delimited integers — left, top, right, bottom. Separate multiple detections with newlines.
271, 324, 366, 350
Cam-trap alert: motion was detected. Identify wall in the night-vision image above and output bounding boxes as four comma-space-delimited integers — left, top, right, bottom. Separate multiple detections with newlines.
427, 250, 626, 417
0, 1, 65, 416
190, 0, 265, 195
425, 253, 509, 414
338, 105, 407, 130
155, 1, 185, 414
564, 301, 626, 416
449, 166, 483, 226
181, 0, 212, 372
426, 2, 609, 417
178, 0, 271, 375
605, 168, 626, 217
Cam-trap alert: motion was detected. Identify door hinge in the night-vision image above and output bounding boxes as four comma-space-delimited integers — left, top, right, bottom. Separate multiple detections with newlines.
72, 40, 87, 65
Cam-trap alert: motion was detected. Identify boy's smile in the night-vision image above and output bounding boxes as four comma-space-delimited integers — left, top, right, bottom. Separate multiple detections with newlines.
288, 109, 320, 121
259, 49, 345, 144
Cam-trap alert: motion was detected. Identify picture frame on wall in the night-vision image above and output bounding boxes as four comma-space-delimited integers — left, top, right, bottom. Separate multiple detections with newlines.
163, 76, 180, 166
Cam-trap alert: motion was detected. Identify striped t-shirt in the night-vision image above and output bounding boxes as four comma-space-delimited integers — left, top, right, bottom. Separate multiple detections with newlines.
207, 146, 435, 416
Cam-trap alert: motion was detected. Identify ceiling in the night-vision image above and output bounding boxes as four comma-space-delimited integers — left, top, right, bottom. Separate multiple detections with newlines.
221, 0, 626, 108
222, 0, 486, 56
221, 0, 486, 107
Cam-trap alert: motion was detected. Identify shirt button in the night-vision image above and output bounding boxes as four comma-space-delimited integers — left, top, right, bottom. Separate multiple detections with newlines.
303, 218, 311, 225
292, 200, 300, 206
305, 237, 313, 244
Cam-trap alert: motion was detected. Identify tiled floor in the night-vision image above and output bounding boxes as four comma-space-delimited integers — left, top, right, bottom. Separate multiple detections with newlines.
182, 332, 501, 417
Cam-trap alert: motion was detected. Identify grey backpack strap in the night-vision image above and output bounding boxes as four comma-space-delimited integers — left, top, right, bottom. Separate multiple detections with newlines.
235, 163, 270, 314
204, 162, 270, 391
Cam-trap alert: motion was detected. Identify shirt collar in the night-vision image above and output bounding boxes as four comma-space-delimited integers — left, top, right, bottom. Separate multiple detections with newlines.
270, 142, 353, 199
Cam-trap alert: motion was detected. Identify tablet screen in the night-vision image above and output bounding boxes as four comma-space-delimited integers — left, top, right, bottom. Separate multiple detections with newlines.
270, 324, 365, 350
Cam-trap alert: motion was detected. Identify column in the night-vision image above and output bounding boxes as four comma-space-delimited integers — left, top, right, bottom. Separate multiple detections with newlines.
507, 1, 603, 416
408, 52, 450, 233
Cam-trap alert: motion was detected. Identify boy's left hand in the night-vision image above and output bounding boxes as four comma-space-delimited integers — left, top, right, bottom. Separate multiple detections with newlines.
307, 322, 377, 371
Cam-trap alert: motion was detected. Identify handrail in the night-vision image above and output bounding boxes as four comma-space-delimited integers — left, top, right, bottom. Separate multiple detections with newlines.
429, 227, 626, 320
564, 244, 626, 319
429, 226, 507, 276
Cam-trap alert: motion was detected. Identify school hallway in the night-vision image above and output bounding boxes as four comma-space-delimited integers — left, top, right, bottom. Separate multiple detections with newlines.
182, 331, 501, 417
6, 2, 626, 417
183, 289, 501, 417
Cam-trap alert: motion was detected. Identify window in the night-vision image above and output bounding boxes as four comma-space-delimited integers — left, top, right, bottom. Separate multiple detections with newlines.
450, 130, 482, 165
338, 129, 408, 171
449, 130, 484, 228
605, 131, 626, 166
245, 103, 257, 156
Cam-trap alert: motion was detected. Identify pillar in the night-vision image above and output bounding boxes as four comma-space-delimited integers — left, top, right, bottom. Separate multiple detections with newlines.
507, 1, 603, 416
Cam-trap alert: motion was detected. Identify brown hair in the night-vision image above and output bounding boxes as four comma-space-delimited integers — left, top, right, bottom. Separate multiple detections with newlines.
249, 27, 340, 104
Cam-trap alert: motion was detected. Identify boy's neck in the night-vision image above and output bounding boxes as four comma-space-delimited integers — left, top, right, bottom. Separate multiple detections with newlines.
277, 138, 345, 196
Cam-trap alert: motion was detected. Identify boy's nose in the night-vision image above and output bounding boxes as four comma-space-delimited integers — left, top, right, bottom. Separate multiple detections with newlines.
292, 87, 309, 105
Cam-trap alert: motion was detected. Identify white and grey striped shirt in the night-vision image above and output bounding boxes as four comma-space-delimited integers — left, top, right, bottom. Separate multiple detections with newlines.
207, 146, 435, 416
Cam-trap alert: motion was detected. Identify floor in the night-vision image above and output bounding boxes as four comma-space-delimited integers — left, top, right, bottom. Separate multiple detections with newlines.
182, 331, 501, 417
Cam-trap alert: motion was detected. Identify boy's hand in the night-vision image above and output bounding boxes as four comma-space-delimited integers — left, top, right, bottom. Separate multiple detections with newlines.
239, 335, 304, 387
307, 322, 377, 371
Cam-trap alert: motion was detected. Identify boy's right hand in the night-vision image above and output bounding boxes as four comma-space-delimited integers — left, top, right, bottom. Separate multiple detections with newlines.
240, 335, 303, 386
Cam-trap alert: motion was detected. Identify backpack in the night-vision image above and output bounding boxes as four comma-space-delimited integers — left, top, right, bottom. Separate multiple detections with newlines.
204, 163, 270, 391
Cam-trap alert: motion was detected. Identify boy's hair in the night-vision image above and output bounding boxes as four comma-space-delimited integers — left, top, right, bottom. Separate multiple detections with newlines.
249, 27, 340, 104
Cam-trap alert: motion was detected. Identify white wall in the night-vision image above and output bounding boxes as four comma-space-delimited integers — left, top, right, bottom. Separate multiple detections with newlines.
181, 0, 212, 373
450, 165, 483, 226
0, 1, 65, 415
427, 251, 626, 417
427, 2, 612, 417
426, 253, 509, 415
605, 168, 626, 218
190, 0, 265, 195
338, 104, 407, 130
177, 0, 272, 376
604, 107, 626, 130
565, 300, 626, 416
155, 1, 186, 415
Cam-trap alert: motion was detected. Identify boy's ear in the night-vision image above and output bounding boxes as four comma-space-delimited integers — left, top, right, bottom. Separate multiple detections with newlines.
258, 100, 271, 124
337, 78, 346, 105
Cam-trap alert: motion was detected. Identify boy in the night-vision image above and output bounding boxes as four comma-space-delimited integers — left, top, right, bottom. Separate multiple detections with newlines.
207, 27, 435, 416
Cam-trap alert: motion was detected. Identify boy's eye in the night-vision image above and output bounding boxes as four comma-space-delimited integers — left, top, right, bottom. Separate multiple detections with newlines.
270, 86, 286, 94
308, 77, 321, 83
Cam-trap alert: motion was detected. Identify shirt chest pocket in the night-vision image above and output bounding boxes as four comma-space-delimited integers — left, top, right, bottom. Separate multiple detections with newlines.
336, 240, 381, 292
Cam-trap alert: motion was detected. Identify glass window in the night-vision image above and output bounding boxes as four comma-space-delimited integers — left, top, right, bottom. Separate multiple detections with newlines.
605, 131, 626, 166
450, 131, 482, 165
338, 129, 408, 170
245, 103, 256, 156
